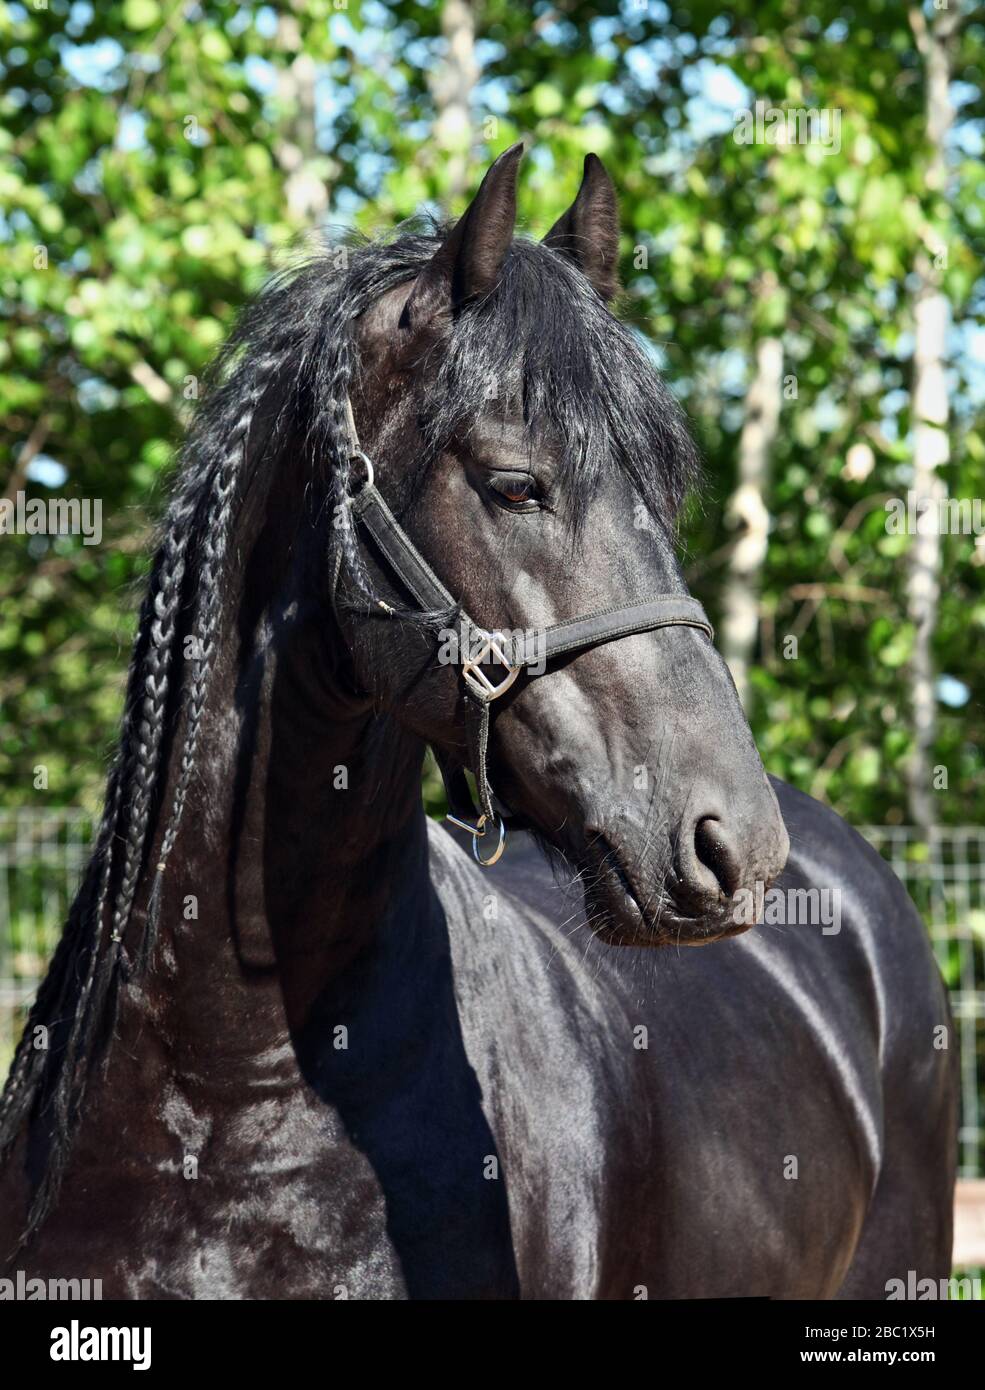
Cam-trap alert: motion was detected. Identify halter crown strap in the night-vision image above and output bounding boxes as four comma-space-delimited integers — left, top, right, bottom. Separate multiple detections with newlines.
338, 405, 714, 865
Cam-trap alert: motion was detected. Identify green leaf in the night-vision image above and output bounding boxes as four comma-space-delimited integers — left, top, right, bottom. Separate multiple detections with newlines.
531, 84, 564, 118
122, 0, 161, 30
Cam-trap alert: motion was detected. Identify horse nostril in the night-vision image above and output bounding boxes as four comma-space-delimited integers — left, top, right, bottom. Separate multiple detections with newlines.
693, 816, 741, 899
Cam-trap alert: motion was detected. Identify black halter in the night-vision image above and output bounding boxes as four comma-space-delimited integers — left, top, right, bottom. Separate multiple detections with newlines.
338, 408, 714, 866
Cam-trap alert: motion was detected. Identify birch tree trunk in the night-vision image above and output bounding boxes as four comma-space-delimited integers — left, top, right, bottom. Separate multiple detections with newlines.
275, 14, 327, 223
721, 330, 783, 709
430, 0, 479, 204
906, 5, 958, 833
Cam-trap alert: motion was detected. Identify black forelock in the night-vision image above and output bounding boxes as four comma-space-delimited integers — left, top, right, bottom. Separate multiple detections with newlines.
191, 222, 700, 533
420, 234, 701, 525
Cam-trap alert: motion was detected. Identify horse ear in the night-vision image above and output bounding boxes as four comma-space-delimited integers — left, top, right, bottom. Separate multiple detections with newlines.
403, 143, 523, 327
543, 154, 620, 302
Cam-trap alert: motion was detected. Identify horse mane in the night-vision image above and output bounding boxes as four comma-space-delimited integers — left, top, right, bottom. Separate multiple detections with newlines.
0, 219, 700, 1243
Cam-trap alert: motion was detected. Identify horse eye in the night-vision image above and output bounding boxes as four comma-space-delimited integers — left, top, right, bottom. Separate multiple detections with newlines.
487, 472, 541, 510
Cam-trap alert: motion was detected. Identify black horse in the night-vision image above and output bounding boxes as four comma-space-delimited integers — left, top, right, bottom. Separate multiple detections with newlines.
0, 148, 956, 1299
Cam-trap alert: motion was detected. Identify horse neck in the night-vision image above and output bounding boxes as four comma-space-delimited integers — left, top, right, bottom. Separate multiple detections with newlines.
119, 547, 436, 1091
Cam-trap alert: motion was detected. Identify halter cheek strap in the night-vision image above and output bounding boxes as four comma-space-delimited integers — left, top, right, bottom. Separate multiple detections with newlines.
338, 411, 714, 867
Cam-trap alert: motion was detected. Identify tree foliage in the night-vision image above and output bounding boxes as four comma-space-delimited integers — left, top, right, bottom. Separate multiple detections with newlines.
1, 0, 983, 830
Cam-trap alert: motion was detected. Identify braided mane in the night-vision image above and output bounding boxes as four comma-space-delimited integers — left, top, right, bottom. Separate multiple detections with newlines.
0, 222, 699, 1242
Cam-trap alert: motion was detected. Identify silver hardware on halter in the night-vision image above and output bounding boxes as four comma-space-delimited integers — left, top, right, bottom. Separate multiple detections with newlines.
446, 808, 507, 866
347, 451, 374, 495
462, 630, 521, 702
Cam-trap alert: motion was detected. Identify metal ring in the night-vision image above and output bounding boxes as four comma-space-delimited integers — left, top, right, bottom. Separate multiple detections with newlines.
349, 451, 374, 492
473, 813, 506, 867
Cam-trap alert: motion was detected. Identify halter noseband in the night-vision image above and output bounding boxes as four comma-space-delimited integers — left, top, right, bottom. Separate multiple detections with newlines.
338, 402, 714, 867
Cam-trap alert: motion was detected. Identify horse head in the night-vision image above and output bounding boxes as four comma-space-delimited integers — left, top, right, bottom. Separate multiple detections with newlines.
338, 145, 789, 945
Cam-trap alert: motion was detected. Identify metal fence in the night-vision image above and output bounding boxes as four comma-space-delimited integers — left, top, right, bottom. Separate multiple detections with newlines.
2, 810, 983, 1178
0, 809, 93, 1079
860, 826, 985, 1183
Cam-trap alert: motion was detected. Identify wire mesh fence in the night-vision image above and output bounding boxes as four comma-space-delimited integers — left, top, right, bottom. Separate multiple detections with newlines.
1, 810, 983, 1180
860, 826, 985, 1182
0, 808, 94, 1081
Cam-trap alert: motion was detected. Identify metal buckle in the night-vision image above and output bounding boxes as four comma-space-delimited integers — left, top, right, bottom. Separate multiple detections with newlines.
462, 630, 520, 701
